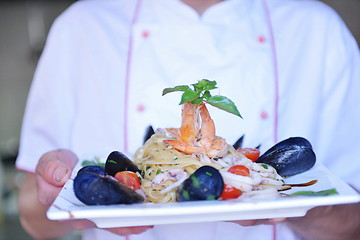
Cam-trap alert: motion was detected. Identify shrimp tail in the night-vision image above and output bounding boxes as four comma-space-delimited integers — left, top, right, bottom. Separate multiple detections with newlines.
164, 139, 204, 155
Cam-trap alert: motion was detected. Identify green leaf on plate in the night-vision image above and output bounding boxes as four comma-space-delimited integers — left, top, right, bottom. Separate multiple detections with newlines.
81, 158, 105, 167
290, 188, 338, 197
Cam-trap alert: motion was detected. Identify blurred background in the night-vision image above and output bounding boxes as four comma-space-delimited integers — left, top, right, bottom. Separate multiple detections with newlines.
0, 0, 359, 239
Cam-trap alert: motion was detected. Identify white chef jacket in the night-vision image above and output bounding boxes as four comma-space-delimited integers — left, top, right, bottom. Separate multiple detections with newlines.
16, 0, 360, 239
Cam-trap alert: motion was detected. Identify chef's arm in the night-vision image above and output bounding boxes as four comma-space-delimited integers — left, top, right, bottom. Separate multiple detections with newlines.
18, 172, 74, 239
286, 202, 360, 240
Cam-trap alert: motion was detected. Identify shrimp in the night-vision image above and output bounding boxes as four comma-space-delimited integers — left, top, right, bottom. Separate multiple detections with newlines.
178, 102, 200, 144
198, 104, 228, 158
164, 102, 228, 158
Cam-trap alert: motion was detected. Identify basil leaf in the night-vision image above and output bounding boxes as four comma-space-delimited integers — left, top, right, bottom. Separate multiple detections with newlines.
191, 97, 204, 105
180, 89, 200, 104
162, 85, 190, 96
206, 95, 242, 118
202, 90, 212, 99
192, 79, 217, 92
162, 80, 242, 118
290, 188, 338, 197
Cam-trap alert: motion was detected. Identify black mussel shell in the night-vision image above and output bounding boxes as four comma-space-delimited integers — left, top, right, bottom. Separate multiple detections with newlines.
105, 151, 140, 176
233, 134, 261, 150
73, 166, 144, 205
256, 137, 316, 177
232, 134, 245, 149
77, 165, 105, 175
143, 125, 155, 144
177, 166, 224, 202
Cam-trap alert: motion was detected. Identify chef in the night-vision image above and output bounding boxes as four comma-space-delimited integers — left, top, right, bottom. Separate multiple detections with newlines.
16, 0, 360, 240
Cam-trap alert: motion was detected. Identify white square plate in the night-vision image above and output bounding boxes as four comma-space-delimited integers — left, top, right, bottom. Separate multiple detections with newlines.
47, 164, 359, 228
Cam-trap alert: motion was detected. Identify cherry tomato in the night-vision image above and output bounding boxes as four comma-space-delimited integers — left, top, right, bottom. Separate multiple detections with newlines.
228, 165, 250, 177
114, 171, 141, 191
236, 148, 260, 162
220, 184, 243, 200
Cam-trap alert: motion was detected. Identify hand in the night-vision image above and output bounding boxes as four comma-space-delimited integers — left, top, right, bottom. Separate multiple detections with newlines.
233, 218, 286, 226
234, 203, 360, 240
18, 149, 79, 239
286, 203, 360, 240
35, 149, 78, 206
33, 149, 153, 237
69, 219, 153, 236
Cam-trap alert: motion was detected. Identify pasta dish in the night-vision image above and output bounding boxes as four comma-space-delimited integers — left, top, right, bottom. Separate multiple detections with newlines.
134, 102, 284, 203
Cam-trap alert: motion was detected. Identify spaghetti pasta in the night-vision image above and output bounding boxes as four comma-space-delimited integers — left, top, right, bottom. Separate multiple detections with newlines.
134, 128, 284, 203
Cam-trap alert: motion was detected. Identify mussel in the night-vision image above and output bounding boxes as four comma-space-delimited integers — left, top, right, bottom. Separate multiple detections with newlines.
233, 134, 261, 150
256, 137, 316, 177
143, 125, 155, 144
78, 165, 105, 175
73, 165, 144, 205
105, 151, 140, 176
177, 166, 224, 201
232, 134, 245, 149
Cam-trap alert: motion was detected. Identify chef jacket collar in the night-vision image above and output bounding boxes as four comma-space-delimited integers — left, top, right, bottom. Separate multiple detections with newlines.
144, 0, 254, 25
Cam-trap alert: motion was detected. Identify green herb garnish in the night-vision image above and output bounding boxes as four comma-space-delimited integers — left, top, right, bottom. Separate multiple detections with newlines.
182, 190, 190, 200
162, 79, 242, 118
205, 171, 213, 176
261, 164, 269, 169
191, 175, 201, 188
290, 188, 338, 197
81, 157, 105, 166
207, 195, 216, 200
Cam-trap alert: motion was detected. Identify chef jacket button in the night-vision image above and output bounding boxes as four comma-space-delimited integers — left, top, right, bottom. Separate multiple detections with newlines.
142, 30, 150, 38
137, 104, 145, 112
260, 110, 268, 119
258, 35, 266, 43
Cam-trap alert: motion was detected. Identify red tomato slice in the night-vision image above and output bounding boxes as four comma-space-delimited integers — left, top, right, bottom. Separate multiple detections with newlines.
228, 165, 250, 177
236, 148, 260, 162
114, 171, 141, 191
220, 184, 243, 200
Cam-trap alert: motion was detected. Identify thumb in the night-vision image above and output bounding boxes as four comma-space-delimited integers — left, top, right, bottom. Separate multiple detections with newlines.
36, 149, 78, 187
